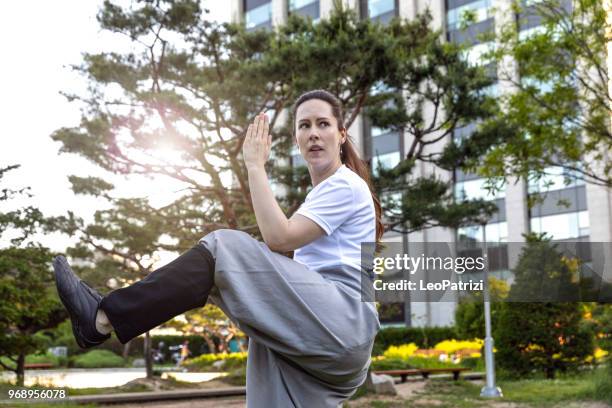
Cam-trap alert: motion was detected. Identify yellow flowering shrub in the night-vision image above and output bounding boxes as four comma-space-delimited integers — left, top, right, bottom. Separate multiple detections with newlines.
585, 347, 609, 363
433, 339, 484, 354
382, 343, 419, 360
183, 351, 248, 370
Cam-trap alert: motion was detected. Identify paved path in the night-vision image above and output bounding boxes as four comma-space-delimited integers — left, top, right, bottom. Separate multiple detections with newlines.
109, 396, 246, 407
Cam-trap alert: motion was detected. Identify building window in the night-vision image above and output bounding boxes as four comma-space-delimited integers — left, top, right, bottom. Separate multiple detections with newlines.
447, 0, 495, 31
458, 222, 508, 243
371, 126, 391, 138
245, 0, 272, 30
362, 0, 397, 23
372, 151, 401, 176
454, 178, 505, 201
457, 222, 509, 272
530, 210, 590, 240
289, 0, 320, 22
461, 41, 495, 66
527, 166, 584, 194
369, 0, 395, 17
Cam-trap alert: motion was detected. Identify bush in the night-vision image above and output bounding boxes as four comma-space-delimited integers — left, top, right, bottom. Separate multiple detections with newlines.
382, 343, 418, 360
370, 357, 412, 370
433, 339, 483, 356
495, 236, 595, 379
373, 326, 457, 356
25, 352, 67, 367
183, 352, 247, 371
460, 357, 485, 371
72, 350, 124, 368
454, 278, 507, 339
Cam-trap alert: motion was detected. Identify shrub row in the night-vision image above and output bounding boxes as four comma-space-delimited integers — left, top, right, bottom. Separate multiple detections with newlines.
372, 326, 457, 356
184, 352, 248, 371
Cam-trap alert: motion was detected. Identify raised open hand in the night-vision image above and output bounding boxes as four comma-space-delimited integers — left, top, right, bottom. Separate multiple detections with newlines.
242, 112, 272, 172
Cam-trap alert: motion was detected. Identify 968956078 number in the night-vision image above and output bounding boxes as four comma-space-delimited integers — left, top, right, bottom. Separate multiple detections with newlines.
7, 389, 67, 399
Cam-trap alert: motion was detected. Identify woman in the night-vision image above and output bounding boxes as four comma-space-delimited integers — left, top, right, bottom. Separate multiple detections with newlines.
54, 89, 383, 407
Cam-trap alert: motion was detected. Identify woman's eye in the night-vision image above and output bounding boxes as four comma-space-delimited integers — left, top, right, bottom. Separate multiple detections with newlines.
298, 123, 309, 129
320, 122, 330, 127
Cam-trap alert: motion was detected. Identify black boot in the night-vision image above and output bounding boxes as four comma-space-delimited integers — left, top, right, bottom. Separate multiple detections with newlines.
99, 244, 216, 344
53, 256, 112, 348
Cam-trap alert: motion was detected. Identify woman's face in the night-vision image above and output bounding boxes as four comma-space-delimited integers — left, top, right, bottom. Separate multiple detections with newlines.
295, 99, 346, 173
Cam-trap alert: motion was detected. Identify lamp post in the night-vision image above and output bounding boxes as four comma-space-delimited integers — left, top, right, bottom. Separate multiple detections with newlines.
480, 221, 503, 398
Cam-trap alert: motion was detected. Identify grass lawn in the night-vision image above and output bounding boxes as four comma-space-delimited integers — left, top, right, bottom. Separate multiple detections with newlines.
347, 368, 611, 408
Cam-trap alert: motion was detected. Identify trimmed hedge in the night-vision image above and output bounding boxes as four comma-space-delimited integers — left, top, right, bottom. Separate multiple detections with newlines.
183, 352, 248, 371
72, 350, 124, 368
372, 326, 457, 356
26, 352, 67, 367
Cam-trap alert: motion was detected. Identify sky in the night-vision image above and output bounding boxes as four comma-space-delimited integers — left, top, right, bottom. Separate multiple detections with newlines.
0, 1, 231, 252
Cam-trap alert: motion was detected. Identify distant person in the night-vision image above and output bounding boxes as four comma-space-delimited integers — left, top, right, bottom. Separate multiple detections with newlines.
54, 89, 382, 407
176, 340, 190, 368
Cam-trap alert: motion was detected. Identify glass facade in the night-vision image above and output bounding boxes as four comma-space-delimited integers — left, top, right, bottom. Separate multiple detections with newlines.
461, 41, 495, 66
371, 150, 401, 176
446, 0, 495, 45
453, 120, 509, 272
362, 0, 397, 24
447, 0, 495, 31
245, 0, 272, 30
289, 0, 320, 22
455, 178, 505, 201
527, 166, 585, 193
528, 166, 589, 240
530, 211, 590, 240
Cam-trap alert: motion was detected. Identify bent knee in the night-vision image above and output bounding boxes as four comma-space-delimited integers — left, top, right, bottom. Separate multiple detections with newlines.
200, 229, 250, 248
207, 228, 250, 242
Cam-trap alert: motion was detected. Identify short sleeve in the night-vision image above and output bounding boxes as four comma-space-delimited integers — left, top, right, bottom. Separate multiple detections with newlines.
295, 176, 356, 235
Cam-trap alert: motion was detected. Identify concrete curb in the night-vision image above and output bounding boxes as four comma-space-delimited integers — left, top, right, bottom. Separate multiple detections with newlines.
0, 386, 246, 405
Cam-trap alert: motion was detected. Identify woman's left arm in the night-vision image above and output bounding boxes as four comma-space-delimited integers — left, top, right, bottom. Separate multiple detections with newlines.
243, 113, 325, 252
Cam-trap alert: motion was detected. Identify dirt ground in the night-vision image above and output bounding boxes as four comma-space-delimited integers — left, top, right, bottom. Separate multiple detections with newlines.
106, 378, 611, 408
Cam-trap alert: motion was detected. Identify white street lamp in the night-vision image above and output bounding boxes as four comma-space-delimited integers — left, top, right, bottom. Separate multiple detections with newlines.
480, 221, 503, 398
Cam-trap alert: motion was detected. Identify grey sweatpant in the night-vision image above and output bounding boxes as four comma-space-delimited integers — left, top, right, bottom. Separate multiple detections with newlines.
199, 229, 380, 408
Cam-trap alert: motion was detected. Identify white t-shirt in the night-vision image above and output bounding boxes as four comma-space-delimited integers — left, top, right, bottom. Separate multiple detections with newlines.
293, 165, 376, 272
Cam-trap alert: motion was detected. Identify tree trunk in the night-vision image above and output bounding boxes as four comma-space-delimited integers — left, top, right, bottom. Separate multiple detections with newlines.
145, 331, 153, 379
202, 334, 216, 354
16, 352, 25, 387
122, 339, 132, 361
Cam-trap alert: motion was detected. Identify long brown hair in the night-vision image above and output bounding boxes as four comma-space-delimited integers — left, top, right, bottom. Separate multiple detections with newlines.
292, 89, 384, 242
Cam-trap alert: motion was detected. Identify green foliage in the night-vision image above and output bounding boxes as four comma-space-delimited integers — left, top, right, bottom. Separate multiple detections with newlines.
72, 350, 124, 368
495, 235, 595, 378
454, 277, 508, 339
478, 0, 611, 187
459, 356, 485, 371
52, 0, 502, 250
0, 165, 67, 385
183, 352, 247, 371
588, 303, 612, 353
25, 352, 65, 367
372, 326, 457, 356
